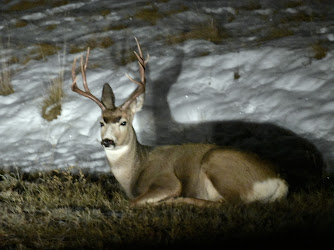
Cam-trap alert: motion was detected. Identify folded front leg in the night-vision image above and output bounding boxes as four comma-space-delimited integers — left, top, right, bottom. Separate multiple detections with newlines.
131, 174, 182, 206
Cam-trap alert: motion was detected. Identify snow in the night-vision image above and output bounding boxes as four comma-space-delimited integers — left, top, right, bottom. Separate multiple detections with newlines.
0, 0, 333, 174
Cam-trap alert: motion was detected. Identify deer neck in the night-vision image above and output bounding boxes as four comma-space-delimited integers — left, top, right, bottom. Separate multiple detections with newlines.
104, 132, 150, 198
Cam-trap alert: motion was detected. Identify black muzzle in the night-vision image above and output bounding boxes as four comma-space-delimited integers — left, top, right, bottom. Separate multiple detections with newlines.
101, 139, 115, 147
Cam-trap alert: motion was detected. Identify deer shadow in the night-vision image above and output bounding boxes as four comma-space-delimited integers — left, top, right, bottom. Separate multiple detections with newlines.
144, 49, 327, 192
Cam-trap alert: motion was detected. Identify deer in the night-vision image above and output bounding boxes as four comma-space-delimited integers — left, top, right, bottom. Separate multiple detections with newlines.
71, 38, 288, 206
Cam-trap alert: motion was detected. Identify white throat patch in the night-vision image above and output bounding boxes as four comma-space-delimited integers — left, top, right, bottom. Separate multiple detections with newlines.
104, 144, 135, 197
104, 145, 130, 164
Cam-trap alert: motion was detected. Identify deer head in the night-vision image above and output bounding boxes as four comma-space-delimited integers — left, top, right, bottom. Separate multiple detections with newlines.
71, 38, 149, 149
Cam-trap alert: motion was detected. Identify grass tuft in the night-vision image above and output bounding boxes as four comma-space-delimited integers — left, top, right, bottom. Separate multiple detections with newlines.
8, 0, 47, 11
15, 19, 28, 28
257, 26, 294, 43
0, 42, 15, 96
281, 11, 321, 24
234, 71, 241, 80
167, 19, 229, 45
134, 4, 189, 26
268, 26, 294, 39
239, 1, 262, 11
0, 69, 14, 96
69, 37, 114, 54
284, 0, 304, 8
33, 43, 60, 61
134, 6, 164, 25
312, 41, 328, 60
46, 23, 58, 31
41, 73, 64, 121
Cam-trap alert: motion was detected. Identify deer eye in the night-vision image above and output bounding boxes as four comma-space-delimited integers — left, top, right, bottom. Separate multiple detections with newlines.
120, 121, 127, 126
100, 122, 104, 127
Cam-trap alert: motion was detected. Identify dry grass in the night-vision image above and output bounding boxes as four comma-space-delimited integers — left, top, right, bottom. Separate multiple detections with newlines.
167, 19, 229, 45
284, 0, 304, 8
41, 73, 64, 121
15, 19, 28, 28
7, 0, 69, 11
33, 43, 60, 61
8, 0, 47, 11
107, 24, 129, 31
22, 43, 61, 64
0, 68, 14, 96
281, 11, 323, 24
234, 71, 241, 80
69, 37, 114, 54
268, 26, 294, 39
0, 167, 333, 249
0, 42, 14, 96
134, 6, 164, 25
134, 3, 189, 25
256, 26, 294, 43
312, 41, 328, 60
239, 1, 262, 11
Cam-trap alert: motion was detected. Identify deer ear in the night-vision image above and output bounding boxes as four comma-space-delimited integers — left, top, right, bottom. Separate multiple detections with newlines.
101, 83, 115, 109
129, 93, 144, 114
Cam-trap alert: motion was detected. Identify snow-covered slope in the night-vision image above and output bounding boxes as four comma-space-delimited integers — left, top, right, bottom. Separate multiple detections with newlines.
0, 0, 333, 175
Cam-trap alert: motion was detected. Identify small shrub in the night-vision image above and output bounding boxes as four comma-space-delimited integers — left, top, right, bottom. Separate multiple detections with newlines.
32, 43, 60, 61
258, 26, 294, 43
100, 9, 111, 17
234, 71, 241, 80
15, 20, 28, 28
0, 70, 14, 96
69, 37, 114, 54
165, 4, 189, 15
133, 4, 189, 26
134, 6, 164, 25
239, 1, 262, 11
312, 41, 328, 60
41, 73, 63, 121
46, 24, 58, 31
284, 0, 304, 8
268, 27, 294, 39
167, 19, 229, 44
99, 37, 114, 48
8, 0, 47, 11
120, 49, 138, 66
69, 45, 87, 54
51, 0, 69, 8
8, 56, 20, 65
107, 24, 129, 31
281, 11, 317, 23
0, 42, 14, 96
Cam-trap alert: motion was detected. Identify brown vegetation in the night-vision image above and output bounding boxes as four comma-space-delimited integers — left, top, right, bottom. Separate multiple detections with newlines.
41, 73, 63, 121
0, 167, 333, 249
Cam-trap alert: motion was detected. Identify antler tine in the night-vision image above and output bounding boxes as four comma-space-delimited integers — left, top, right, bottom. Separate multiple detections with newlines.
81, 47, 90, 93
71, 48, 106, 111
121, 38, 149, 110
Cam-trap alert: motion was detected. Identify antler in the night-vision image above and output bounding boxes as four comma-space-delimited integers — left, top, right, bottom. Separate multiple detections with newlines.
121, 37, 149, 110
71, 48, 107, 111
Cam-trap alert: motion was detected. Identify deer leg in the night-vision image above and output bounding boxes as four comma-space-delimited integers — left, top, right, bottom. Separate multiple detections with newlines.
164, 197, 223, 206
131, 174, 182, 206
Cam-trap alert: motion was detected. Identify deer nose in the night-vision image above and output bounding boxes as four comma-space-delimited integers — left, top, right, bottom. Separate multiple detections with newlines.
101, 139, 115, 147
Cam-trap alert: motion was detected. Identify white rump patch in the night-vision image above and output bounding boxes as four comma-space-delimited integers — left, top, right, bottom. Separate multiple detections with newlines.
245, 178, 288, 203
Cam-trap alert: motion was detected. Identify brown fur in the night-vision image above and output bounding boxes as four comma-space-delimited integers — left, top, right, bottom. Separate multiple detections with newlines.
72, 39, 288, 206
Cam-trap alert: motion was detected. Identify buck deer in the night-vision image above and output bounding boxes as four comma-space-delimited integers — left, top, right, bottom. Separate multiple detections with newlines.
71, 38, 288, 206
